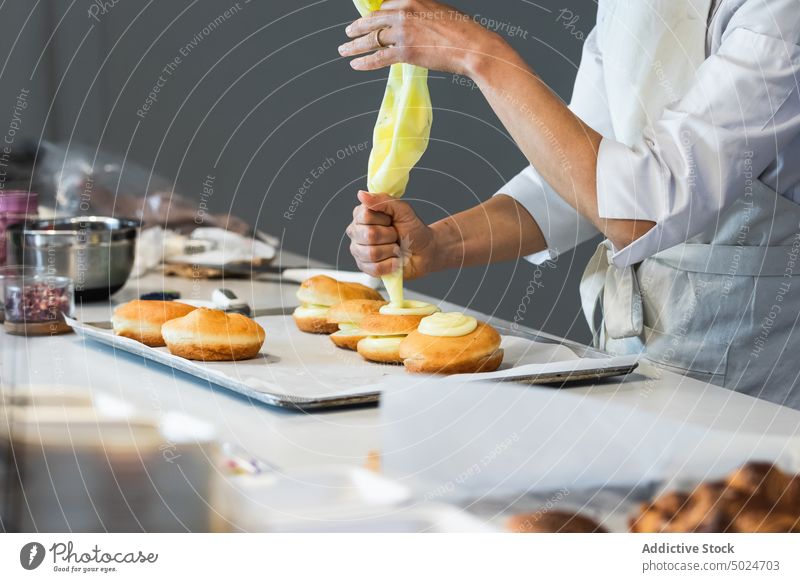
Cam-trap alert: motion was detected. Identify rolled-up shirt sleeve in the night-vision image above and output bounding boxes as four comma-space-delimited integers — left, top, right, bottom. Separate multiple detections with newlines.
496, 26, 608, 264
599, 27, 800, 267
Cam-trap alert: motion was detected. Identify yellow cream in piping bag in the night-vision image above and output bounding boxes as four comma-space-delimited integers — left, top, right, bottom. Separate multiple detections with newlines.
418, 312, 478, 337
352, 0, 432, 310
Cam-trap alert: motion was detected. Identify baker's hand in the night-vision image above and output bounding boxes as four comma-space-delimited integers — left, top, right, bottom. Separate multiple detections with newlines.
339, 0, 505, 76
347, 191, 436, 279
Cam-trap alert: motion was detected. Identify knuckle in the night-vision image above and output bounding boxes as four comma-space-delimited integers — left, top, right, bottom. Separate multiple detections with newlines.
359, 261, 376, 276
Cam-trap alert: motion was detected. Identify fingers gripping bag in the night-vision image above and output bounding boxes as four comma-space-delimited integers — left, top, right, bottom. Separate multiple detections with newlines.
352, 0, 433, 306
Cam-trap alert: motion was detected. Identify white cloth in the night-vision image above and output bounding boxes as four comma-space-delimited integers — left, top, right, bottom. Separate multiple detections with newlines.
601, 0, 712, 147
498, 0, 800, 268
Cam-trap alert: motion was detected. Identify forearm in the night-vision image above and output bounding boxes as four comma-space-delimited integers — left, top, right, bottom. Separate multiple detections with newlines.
428, 194, 546, 272
468, 37, 655, 249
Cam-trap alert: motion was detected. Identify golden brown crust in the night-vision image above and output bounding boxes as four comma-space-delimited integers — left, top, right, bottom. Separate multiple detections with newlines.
356, 336, 405, 364
399, 323, 503, 374
112, 300, 197, 347
330, 332, 364, 351
359, 313, 424, 335
507, 511, 607, 533
296, 275, 383, 306
629, 462, 800, 533
293, 312, 339, 334
161, 308, 265, 361
327, 300, 387, 324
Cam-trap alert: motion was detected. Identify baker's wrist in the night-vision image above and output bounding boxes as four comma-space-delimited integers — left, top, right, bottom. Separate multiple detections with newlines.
463, 30, 514, 83
428, 219, 463, 273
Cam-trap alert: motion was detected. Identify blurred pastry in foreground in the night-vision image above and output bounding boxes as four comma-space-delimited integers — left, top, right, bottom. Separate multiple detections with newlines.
400, 312, 503, 374
356, 313, 424, 364
507, 510, 607, 533
111, 300, 196, 347
629, 462, 800, 533
162, 308, 266, 361
328, 299, 387, 350
293, 275, 383, 334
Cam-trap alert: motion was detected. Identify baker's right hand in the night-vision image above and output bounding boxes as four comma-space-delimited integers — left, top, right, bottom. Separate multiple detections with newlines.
347, 190, 436, 279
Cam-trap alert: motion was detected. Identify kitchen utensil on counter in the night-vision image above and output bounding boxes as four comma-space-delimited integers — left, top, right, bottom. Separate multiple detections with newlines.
0, 191, 38, 266
3, 272, 74, 335
174, 287, 253, 316
211, 288, 252, 316
0, 265, 45, 322
7, 216, 138, 301
140, 290, 181, 301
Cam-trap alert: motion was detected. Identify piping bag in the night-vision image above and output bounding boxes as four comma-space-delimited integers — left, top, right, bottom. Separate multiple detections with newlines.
352, 0, 433, 307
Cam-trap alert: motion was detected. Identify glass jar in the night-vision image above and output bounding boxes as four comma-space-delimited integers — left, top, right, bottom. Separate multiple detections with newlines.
0, 191, 39, 266
3, 273, 74, 335
0, 265, 46, 322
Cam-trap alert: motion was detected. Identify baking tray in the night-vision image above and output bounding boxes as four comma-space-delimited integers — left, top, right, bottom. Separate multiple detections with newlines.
65, 309, 637, 411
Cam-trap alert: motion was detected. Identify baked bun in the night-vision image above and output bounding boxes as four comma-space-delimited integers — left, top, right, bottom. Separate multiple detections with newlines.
400, 323, 503, 374
112, 300, 197, 347
507, 510, 607, 533
356, 314, 424, 364
328, 299, 387, 350
293, 306, 339, 334
161, 308, 266, 361
293, 275, 383, 334
296, 275, 383, 306
629, 462, 800, 533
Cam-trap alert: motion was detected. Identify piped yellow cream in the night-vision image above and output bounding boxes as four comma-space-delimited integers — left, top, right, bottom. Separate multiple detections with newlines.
379, 300, 439, 316
352, 0, 432, 308
418, 312, 478, 337
294, 304, 330, 318
336, 322, 364, 335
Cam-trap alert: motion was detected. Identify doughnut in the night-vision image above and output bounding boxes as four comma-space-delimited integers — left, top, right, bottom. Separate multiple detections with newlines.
327, 299, 387, 350
293, 275, 383, 334
111, 300, 196, 347
161, 308, 265, 361
356, 313, 424, 364
399, 312, 504, 374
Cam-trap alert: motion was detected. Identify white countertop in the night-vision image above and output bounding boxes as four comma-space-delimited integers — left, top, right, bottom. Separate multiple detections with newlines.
4, 251, 800, 474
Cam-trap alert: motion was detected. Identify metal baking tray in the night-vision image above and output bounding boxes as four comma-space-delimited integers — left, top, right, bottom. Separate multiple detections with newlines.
66, 308, 637, 411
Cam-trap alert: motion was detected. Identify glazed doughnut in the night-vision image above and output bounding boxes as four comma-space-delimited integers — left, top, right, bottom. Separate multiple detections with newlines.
293, 275, 383, 334
399, 313, 504, 374
111, 300, 196, 347
161, 308, 266, 361
356, 313, 424, 364
327, 299, 387, 350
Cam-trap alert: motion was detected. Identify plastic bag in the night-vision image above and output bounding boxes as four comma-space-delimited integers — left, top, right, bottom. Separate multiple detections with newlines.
33, 141, 251, 234
352, 0, 433, 305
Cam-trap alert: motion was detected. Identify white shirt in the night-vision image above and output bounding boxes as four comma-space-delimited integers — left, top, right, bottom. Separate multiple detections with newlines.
499, 0, 800, 267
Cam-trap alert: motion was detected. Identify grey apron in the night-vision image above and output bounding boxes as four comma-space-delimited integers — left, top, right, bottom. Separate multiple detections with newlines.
581, 178, 800, 409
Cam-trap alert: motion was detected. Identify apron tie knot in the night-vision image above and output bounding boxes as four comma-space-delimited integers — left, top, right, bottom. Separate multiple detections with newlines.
579, 240, 644, 348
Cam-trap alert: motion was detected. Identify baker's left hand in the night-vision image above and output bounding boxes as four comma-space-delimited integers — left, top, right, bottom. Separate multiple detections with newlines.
339, 0, 505, 76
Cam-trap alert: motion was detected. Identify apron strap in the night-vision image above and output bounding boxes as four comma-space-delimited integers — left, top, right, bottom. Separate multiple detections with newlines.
579, 241, 644, 346
580, 238, 800, 347
653, 242, 800, 276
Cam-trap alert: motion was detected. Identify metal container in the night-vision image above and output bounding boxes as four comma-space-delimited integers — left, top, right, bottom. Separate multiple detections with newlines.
7, 216, 138, 301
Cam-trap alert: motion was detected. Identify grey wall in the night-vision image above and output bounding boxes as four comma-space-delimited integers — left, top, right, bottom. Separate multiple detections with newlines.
1, 0, 601, 343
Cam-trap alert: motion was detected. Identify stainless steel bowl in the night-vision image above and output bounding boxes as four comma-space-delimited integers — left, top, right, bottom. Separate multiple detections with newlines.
7, 216, 138, 301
